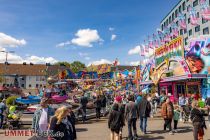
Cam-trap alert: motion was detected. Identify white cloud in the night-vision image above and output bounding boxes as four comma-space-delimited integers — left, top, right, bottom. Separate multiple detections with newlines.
130, 61, 140, 66
128, 45, 140, 55
111, 34, 117, 41
56, 41, 71, 48
57, 29, 103, 48
0, 51, 58, 64
109, 27, 115, 31
0, 32, 26, 48
26, 56, 58, 64
88, 59, 112, 66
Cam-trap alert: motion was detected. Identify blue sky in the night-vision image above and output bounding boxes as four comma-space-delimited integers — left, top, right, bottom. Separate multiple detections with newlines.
0, 0, 179, 66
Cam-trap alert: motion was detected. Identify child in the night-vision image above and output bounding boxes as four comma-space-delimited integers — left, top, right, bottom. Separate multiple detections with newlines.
173, 105, 180, 132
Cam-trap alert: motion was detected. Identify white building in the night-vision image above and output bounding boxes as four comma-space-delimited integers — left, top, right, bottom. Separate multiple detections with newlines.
0, 63, 68, 89
160, 0, 210, 45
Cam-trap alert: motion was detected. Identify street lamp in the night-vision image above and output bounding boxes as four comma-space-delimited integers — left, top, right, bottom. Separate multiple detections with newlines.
0, 51, 15, 84
0, 51, 15, 64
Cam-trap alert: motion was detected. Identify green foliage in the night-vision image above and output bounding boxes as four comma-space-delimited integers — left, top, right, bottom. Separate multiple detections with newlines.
55, 61, 86, 73
70, 61, 86, 73
54, 61, 71, 68
6, 96, 18, 106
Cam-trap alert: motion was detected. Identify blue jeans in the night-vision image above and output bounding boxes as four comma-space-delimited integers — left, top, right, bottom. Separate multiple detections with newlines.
0, 114, 3, 128
140, 117, 147, 133
127, 118, 137, 139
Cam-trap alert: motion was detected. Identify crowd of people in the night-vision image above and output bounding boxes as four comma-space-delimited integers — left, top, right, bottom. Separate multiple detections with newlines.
1, 87, 210, 140
107, 91, 210, 140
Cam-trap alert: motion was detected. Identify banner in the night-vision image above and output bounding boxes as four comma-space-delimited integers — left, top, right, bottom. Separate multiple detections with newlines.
153, 34, 159, 48
155, 36, 184, 66
171, 22, 179, 37
200, 0, 210, 20
144, 40, 149, 53
178, 13, 187, 29
157, 28, 165, 45
185, 36, 210, 74
188, 6, 199, 25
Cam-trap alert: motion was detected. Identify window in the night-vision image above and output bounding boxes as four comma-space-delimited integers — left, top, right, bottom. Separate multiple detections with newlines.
179, 6, 182, 13
202, 18, 208, 24
169, 16, 172, 23
193, 0, 198, 7
189, 29, 192, 36
188, 18, 191, 24
21, 84, 24, 88
166, 19, 169, 26
184, 29, 187, 34
22, 77, 24, 80
170, 27, 172, 33
175, 10, 178, 17
162, 24, 164, 30
203, 27, 209, 34
197, 12, 199, 18
185, 37, 188, 45
180, 29, 183, 35
36, 84, 39, 88
183, 2, 186, 11
176, 21, 179, 26
29, 84, 32, 88
172, 13, 175, 20
187, 5, 191, 12
195, 25, 200, 32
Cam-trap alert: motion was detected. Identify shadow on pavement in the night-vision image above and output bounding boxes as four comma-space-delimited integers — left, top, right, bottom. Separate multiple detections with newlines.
122, 136, 165, 140
76, 128, 88, 132
177, 126, 192, 133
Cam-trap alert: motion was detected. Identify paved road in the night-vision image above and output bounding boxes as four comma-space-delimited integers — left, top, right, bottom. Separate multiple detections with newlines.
0, 116, 210, 140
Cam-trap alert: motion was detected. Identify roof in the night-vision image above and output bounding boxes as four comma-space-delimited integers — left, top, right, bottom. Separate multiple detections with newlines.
111, 66, 139, 72
0, 63, 68, 76
160, 0, 182, 23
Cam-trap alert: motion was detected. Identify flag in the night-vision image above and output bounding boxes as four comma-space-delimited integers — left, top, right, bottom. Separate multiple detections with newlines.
178, 13, 187, 29
163, 27, 171, 42
144, 40, 149, 53
153, 34, 159, 48
113, 58, 118, 66
140, 45, 145, 56
188, 6, 199, 25
148, 36, 154, 49
171, 22, 179, 37
157, 28, 165, 45
200, 0, 210, 20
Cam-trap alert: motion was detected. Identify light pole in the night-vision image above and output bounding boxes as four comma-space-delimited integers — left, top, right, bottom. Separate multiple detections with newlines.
0, 51, 15, 84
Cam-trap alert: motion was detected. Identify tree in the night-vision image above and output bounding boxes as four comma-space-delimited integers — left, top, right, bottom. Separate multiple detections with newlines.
70, 61, 86, 73
54, 61, 71, 68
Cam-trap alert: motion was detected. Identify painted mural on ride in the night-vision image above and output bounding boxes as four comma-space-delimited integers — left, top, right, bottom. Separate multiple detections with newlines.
140, 35, 210, 100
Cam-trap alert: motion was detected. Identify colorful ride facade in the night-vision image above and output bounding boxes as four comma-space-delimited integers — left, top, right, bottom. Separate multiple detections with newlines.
140, 35, 210, 102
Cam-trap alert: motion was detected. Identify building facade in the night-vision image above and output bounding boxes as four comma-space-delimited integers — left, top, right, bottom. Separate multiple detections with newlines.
160, 0, 210, 45
0, 63, 69, 89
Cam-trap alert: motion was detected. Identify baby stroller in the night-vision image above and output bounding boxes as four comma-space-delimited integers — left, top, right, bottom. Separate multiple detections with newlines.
2, 106, 22, 130
182, 105, 191, 123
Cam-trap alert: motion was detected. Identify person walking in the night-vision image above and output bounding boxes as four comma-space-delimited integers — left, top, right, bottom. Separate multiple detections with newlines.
108, 103, 124, 140
161, 97, 174, 135
190, 101, 207, 140
32, 98, 54, 135
205, 97, 210, 127
67, 105, 77, 140
94, 96, 102, 119
178, 94, 186, 121
125, 95, 139, 140
101, 93, 107, 116
0, 99, 6, 129
173, 106, 180, 132
49, 106, 75, 140
78, 93, 88, 123
138, 94, 151, 134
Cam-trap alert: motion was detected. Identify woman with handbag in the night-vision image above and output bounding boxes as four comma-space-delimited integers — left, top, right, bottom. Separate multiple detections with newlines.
190, 101, 207, 140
